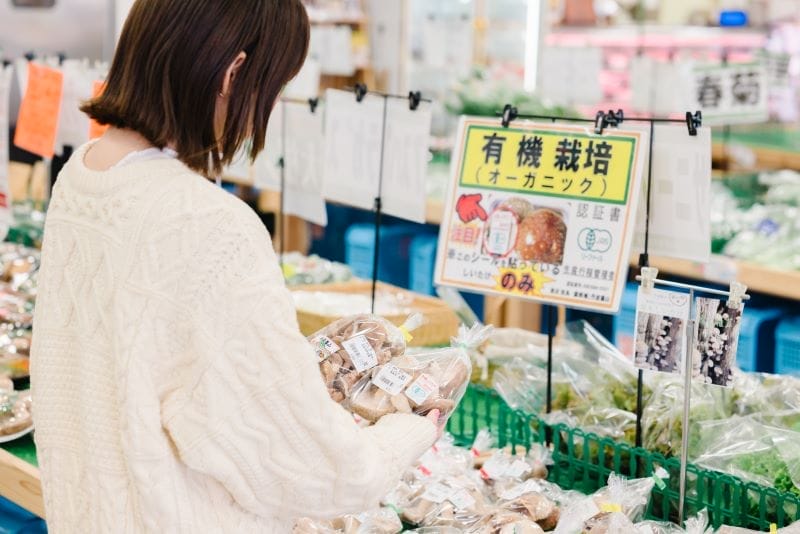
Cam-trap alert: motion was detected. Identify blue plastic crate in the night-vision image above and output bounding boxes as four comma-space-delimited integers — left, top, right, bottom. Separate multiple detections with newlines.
345, 224, 418, 288
776, 317, 800, 376
408, 234, 484, 320
0, 496, 47, 533
613, 283, 640, 357
734, 307, 782, 373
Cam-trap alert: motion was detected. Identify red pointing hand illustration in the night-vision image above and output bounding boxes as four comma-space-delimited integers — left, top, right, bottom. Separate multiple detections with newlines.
456, 193, 488, 223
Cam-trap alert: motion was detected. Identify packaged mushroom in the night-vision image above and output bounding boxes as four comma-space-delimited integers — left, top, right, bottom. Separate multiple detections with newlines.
399, 474, 490, 530
0, 389, 32, 439
293, 508, 402, 534
311, 314, 422, 404
477, 445, 551, 489
349, 325, 490, 427
494, 482, 560, 531
469, 510, 546, 534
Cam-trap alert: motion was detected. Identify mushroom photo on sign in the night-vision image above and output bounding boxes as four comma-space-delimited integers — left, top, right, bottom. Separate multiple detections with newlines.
692, 298, 742, 387
633, 287, 690, 375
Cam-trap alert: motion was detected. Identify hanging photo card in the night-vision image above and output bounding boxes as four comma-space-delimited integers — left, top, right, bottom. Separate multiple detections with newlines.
283, 101, 327, 227
14, 62, 64, 159
692, 297, 743, 388
692, 62, 769, 125
633, 124, 712, 263
253, 102, 284, 190
380, 98, 433, 223
633, 287, 691, 375
434, 117, 648, 313
322, 88, 384, 211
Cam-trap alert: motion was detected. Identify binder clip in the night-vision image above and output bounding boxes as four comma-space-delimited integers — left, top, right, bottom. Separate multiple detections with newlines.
354, 83, 368, 103
501, 104, 517, 128
1, 60, 10, 68
640, 267, 659, 292
594, 111, 606, 134
686, 111, 702, 136
604, 109, 624, 128
727, 282, 748, 310
308, 97, 319, 114
408, 91, 422, 111
57, 52, 67, 66
24, 51, 35, 62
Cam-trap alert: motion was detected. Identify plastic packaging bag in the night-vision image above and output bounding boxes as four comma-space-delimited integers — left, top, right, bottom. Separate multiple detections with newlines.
494, 482, 560, 530
399, 475, 490, 529
281, 252, 352, 286
349, 325, 488, 427
477, 445, 551, 490
293, 508, 402, 534
312, 314, 421, 404
469, 510, 546, 534
554, 474, 655, 534
0, 389, 32, 438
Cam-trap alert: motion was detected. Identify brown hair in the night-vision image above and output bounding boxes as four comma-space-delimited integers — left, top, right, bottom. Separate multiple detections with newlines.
82, 0, 310, 177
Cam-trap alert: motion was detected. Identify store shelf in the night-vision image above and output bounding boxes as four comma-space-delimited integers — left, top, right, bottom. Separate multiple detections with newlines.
712, 126, 800, 171
635, 254, 800, 301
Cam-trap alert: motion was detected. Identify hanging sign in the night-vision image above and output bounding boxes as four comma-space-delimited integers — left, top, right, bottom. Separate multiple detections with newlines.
435, 117, 647, 312
633, 287, 690, 375
283, 101, 327, 227
14, 62, 64, 159
692, 62, 768, 125
0, 65, 15, 232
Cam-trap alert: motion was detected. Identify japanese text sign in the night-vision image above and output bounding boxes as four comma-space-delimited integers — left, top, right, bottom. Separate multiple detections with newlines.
14, 62, 64, 159
693, 62, 768, 125
435, 117, 647, 313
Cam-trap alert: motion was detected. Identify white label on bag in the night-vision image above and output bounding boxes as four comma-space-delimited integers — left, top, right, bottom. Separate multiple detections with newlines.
312, 336, 339, 362
405, 373, 438, 405
448, 489, 476, 510
500, 479, 544, 501
342, 335, 378, 372
506, 459, 532, 478
373, 364, 413, 395
421, 482, 453, 504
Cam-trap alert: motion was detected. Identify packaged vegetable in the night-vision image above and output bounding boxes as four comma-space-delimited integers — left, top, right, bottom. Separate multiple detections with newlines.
293, 507, 402, 534
0, 389, 32, 438
349, 325, 488, 427
312, 314, 421, 404
469, 510, 546, 534
399, 475, 490, 529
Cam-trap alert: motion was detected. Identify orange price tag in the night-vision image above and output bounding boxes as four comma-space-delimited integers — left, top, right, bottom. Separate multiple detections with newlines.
14, 63, 64, 159
88, 80, 109, 139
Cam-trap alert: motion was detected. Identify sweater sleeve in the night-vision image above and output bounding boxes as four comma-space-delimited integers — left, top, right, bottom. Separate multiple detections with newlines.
159, 209, 436, 519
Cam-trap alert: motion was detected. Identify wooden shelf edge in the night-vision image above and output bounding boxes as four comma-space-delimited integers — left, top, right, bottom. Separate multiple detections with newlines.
630, 254, 800, 301
0, 448, 44, 518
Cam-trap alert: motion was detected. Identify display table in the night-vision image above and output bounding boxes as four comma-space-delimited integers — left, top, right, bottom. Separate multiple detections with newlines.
0, 436, 44, 518
713, 125, 800, 170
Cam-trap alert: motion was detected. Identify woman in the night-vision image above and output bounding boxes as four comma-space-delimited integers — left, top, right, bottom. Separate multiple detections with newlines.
30, 1, 438, 532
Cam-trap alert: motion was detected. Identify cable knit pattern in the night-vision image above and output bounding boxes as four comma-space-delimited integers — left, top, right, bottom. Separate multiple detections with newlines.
30, 143, 437, 534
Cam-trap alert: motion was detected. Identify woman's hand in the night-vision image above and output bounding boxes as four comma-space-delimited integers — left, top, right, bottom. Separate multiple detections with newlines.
425, 409, 444, 440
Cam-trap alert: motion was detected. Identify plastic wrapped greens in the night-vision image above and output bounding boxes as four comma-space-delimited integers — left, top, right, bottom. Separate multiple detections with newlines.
312, 314, 421, 404
692, 416, 800, 497
281, 252, 352, 286
349, 325, 487, 427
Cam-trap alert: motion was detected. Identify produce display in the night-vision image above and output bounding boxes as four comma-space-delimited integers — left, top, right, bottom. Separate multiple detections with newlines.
293, 291, 413, 318
0, 378, 32, 441
488, 321, 800, 501
281, 252, 352, 287
0, 244, 38, 379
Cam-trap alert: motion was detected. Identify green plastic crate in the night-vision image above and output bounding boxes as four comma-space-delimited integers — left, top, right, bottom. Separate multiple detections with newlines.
447, 386, 800, 531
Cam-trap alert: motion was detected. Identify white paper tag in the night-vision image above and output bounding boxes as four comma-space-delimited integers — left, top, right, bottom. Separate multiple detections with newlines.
421, 482, 453, 504
342, 335, 378, 373
372, 364, 413, 395
480, 455, 508, 480
506, 459, 532, 478
312, 336, 339, 362
405, 373, 438, 405
500, 479, 544, 501
447, 489, 476, 510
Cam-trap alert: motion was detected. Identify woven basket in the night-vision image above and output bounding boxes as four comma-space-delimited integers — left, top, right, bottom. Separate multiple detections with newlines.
291, 280, 459, 347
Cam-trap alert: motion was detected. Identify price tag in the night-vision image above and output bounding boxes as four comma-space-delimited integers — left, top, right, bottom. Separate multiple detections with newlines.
600, 502, 622, 513
311, 336, 339, 362
421, 482, 453, 504
479, 455, 507, 480
342, 335, 378, 372
499, 479, 543, 501
405, 373, 438, 405
447, 489, 476, 510
372, 364, 413, 395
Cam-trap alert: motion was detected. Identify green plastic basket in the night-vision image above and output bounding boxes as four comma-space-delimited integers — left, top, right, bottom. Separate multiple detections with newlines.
447, 386, 800, 531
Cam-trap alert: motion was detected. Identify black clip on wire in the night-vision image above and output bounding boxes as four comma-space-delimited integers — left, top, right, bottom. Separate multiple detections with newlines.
605, 109, 624, 128
408, 91, 422, 111
501, 104, 517, 128
686, 111, 702, 136
594, 111, 606, 134
308, 97, 319, 114
1, 60, 10, 68
57, 52, 67, 66
354, 83, 368, 103
24, 51, 35, 62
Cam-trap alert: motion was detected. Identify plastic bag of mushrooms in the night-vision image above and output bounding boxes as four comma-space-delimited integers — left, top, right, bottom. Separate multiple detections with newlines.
311, 314, 491, 428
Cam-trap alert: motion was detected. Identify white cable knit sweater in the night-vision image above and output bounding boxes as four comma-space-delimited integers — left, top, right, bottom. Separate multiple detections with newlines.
30, 143, 437, 533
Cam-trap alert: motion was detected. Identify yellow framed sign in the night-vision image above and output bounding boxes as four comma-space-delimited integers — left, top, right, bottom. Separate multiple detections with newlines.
435, 117, 648, 313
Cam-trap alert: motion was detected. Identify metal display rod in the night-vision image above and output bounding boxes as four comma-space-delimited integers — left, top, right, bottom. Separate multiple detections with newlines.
637, 268, 749, 522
